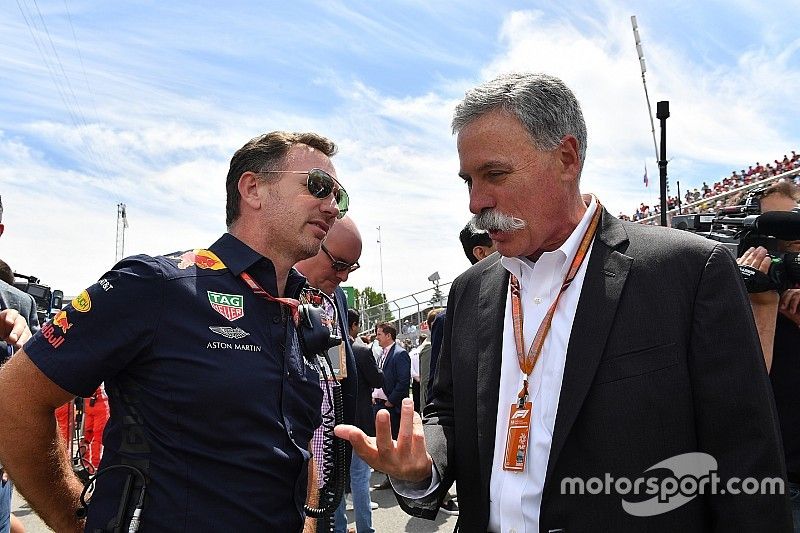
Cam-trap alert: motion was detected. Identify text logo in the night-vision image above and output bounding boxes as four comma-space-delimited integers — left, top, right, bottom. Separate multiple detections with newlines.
560, 452, 785, 517
71, 290, 92, 312
207, 291, 244, 321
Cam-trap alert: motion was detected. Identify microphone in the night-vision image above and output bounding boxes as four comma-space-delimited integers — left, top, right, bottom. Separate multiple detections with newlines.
754, 211, 800, 241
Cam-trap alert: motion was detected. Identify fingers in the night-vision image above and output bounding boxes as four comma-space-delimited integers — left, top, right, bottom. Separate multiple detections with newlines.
738, 247, 771, 274
411, 408, 428, 458
395, 398, 415, 452
374, 408, 394, 453
334, 424, 374, 455
780, 289, 800, 314
0, 309, 23, 346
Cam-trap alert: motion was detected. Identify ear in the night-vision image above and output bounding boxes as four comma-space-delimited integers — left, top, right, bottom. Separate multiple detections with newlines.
0, 224, 4, 238
557, 135, 581, 181
473, 245, 487, 261
237, 172, 263, 212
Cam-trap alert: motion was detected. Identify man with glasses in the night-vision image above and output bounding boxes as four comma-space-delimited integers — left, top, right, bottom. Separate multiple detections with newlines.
0, 131, 350, 532
294, 216, 373, 533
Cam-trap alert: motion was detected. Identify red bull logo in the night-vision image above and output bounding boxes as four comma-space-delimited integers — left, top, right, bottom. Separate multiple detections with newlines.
175, 249, 226, 270
52, 310, 72, 333
41, 322, 66, 349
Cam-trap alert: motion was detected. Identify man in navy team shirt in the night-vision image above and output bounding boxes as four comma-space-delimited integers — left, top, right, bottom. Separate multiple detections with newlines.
0, 131, 350, 532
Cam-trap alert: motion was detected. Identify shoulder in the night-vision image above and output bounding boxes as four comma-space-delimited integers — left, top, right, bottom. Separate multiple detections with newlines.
0, 280, 35, 307
352, 342, 374, 361
156, 248, 231, 280
613, 221, 723, 268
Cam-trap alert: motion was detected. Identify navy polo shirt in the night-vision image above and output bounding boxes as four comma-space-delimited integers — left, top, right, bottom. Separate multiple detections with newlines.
25, 233, 323, 532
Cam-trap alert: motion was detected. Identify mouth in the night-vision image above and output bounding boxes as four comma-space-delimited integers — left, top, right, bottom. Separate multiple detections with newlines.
308, 220, 330, 237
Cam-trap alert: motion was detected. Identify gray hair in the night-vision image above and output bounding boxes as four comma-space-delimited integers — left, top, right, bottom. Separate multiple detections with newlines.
452, 73, 587, 176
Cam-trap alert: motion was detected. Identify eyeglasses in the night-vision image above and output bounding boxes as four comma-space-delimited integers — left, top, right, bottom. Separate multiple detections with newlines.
321, 243, 360, 273
257, 168, 349, 219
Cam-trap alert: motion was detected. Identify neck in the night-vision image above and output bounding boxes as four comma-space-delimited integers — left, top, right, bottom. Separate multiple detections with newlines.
526, 193, 589, 262
229, 226, 294, 297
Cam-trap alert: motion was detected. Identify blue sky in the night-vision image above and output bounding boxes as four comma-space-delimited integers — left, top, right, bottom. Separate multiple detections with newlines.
1, 0, 799, 299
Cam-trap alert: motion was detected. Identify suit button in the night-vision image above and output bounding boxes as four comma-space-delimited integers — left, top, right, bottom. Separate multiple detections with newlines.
272, 316, 281, 324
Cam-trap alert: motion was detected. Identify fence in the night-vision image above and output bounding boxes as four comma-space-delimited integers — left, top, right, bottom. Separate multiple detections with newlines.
358, 282, 452, 344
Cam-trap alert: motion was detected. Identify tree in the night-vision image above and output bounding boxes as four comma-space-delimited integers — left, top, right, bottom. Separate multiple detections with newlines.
352, 286, 394, 330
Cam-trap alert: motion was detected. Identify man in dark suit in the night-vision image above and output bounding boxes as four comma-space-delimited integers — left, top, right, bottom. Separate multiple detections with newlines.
370, 323, 410, 440
294, 216, 361, 533
337, 73, 791, 532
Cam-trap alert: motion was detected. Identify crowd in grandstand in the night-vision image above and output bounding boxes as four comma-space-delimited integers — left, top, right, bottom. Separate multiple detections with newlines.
620, 150, 800, 221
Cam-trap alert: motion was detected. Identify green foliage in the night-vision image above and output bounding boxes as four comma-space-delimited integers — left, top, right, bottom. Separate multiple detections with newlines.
352, 286, 395, 328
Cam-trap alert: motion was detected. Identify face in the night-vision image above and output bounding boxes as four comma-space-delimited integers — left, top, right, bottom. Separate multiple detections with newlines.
375, 327, 392, 348
457, 109, 581, 258
255, 144, 340, 262
295, 218, 362, 295
760, 193, 800, 252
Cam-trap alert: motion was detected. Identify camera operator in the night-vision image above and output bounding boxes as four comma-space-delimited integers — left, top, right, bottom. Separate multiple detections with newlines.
736, 179, 800, 530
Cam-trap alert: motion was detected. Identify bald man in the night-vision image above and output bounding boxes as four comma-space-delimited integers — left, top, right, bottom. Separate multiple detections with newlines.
296, 217, 364, 533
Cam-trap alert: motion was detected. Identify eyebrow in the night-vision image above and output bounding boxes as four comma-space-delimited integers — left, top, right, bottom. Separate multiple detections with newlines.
458, 160, 514, 179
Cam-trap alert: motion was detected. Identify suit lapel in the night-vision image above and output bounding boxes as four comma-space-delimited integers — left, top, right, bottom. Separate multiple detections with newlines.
544, 209, 632, 490
476, 259, 509, 487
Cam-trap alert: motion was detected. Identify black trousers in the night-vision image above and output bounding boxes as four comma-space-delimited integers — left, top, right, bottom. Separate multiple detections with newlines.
372, 400, 400, 439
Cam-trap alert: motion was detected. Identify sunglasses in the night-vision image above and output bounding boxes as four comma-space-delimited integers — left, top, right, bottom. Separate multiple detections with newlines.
257, 168, 349, 219
321, 243, 360, 273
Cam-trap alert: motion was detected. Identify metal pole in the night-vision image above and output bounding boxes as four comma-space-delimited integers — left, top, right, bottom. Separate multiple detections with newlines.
677, 180, 682, 215
631, 16, 659, 163
657, 101, 670, 227
376, 226, 385, 321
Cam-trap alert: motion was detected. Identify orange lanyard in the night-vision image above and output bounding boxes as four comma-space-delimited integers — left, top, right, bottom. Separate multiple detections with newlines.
510, 199, 602, 405
240, 272, 301, 326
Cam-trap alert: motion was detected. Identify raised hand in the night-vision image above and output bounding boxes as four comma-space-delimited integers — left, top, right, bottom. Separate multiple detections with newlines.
334, 397, 433, 483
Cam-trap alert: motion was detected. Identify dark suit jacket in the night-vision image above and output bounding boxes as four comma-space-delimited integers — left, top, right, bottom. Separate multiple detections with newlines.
379, 344, 411, 416
333, 287, 358, 428
426, 312, 445, 402
398, 209, 791, 532
0, 280, 40, 360
352, 338, 382, 437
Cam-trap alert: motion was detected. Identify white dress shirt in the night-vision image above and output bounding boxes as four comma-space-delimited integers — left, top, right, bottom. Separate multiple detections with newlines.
371, 345, 391, 401
488, 196, 596, 533
393, 197, 597, 533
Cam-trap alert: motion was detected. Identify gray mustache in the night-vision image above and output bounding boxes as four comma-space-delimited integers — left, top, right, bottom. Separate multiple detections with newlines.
471, 210, 526, 233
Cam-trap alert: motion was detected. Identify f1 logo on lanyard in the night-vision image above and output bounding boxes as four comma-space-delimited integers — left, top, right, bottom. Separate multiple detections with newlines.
503, 401, 532, 471
502, 197, 602, 472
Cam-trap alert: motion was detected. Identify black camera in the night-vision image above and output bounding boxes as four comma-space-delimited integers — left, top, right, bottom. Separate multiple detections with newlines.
13, 273, 63, 323
673, 189, 800, 293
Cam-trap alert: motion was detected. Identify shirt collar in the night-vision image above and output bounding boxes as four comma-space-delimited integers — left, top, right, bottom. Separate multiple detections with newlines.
208, 233, 307, 298
501, 194, 598, 279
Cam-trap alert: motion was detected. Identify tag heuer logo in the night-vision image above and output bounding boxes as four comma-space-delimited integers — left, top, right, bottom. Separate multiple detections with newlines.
207, 291, 244, 321
209, 326, 250, 339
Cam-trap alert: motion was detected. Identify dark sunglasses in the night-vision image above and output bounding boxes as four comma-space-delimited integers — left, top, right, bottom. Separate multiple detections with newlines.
321, 243, 360, 273
257, 168, 349, 219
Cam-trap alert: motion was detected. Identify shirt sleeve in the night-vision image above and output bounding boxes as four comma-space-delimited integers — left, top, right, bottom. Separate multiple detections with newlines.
24, 255, 163, 398
390, 466, 440, 499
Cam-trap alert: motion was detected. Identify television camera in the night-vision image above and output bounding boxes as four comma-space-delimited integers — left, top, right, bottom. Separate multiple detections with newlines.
12, 272, 63, 323
672, 189, 800, 293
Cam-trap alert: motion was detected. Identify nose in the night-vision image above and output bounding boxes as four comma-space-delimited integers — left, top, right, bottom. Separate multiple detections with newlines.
336, 269, 350, 283
468, 181, 495, 215
320, 195, 339, 218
